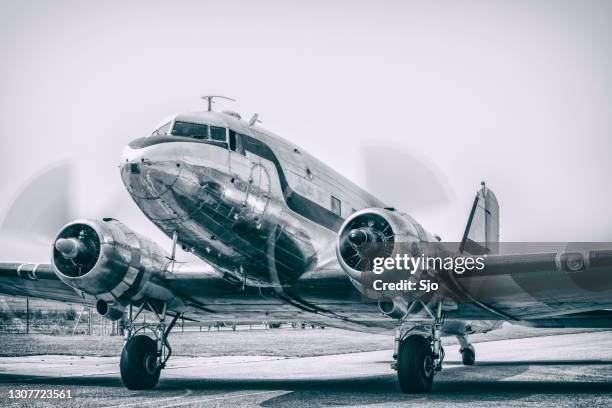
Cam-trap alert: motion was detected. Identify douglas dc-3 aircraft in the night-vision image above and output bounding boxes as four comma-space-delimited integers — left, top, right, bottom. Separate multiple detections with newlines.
2, 95, 612, 393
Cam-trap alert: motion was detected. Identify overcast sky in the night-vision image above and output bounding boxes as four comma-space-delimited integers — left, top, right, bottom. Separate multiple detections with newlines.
1, 0, 611, 261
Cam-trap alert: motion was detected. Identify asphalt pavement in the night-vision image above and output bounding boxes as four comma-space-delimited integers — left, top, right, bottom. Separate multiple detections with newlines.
1, 331, 612, 407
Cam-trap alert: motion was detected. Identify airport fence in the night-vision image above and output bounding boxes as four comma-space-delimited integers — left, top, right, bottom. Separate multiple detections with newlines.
0, 296, 124, 335
0, 296, 323, 335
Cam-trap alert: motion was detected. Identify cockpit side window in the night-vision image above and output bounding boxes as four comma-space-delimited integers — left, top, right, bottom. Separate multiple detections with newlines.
210, 126, 227, 141
229, 130, 246, 155
171, 121, 209, 139
151, 122, 171, 136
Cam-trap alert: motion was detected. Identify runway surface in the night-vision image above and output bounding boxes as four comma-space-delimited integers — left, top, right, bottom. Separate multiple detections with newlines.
1, 331, 612, 407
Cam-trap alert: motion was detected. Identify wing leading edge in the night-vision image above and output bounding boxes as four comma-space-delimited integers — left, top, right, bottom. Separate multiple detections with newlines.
0, 262, 88, 304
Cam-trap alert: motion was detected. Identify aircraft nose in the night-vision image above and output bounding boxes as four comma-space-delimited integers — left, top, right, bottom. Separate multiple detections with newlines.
120, 144, 145, 175
120, 143, 147, 183
120, 139, 184, 199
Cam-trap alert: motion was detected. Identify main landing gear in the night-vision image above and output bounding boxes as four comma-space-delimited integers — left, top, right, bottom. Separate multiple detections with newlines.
120, 302, 180, 390
392, 302, 446, 393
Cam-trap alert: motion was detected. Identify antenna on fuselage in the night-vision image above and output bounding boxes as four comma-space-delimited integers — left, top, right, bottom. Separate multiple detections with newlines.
200, 95, 236, 111
249, 113, 261, 126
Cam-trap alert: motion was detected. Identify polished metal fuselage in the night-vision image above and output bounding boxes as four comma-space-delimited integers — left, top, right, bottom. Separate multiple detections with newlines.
120, 111, 407, 331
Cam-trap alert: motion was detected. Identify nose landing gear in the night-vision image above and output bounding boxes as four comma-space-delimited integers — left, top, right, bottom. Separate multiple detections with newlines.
120, 302, 180, 390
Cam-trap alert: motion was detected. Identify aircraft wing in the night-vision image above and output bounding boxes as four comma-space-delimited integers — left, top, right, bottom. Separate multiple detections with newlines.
452, 247, 612, 321
461, 248, 612, 278
0, 258, 383, 332
0, 262, 88, 304
4, 245, 612, 327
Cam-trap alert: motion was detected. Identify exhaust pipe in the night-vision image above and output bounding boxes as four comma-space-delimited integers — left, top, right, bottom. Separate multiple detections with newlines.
378, 297, 410, 320
95, 299, 125, 321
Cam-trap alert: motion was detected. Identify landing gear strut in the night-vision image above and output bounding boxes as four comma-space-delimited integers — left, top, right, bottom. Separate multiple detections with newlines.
120, 302, 180, 390
393, 302, 445, 393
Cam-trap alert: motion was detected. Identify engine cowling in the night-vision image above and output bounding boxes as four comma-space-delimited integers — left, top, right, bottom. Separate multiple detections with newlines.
335, 208, 435, 300
51, 218, 176, 320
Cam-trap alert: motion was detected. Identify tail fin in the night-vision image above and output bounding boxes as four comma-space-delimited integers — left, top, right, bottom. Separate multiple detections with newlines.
460, 182, 499, 255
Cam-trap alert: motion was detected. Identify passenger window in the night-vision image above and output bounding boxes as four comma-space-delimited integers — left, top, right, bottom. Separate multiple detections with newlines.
210, 126, 227, 141
171, 121, 209, 139
331, 196, 341, 216
151, 122, 171, 136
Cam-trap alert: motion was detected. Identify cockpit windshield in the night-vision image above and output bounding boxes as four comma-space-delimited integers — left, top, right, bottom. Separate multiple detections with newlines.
150, 119, 229, 145
151, 122, 171, 136
171, 121, 209, 139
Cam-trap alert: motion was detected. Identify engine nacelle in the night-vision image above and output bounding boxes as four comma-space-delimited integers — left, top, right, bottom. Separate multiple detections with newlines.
51, 218, 177, 319
335, 208, 436, 299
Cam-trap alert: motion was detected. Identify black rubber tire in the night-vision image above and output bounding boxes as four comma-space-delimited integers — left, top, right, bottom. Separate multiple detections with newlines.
397, 335, 434, 393
461, 346, 476, 366
120, 335, 161, 390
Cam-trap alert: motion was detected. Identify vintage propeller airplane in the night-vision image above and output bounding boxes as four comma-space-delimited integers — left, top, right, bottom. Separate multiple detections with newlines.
1, 96, 612, 393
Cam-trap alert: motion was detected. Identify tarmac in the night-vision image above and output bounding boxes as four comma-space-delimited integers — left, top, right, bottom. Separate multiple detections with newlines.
1, 331, 612, 407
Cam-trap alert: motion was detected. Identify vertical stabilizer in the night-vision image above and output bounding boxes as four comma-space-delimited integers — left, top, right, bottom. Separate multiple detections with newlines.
460, 182, 499, 255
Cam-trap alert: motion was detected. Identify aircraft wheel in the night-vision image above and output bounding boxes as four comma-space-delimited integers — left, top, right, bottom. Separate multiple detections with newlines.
461, 345, 476, 366
397, 335, 434, 393
120, 335, 161, 390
